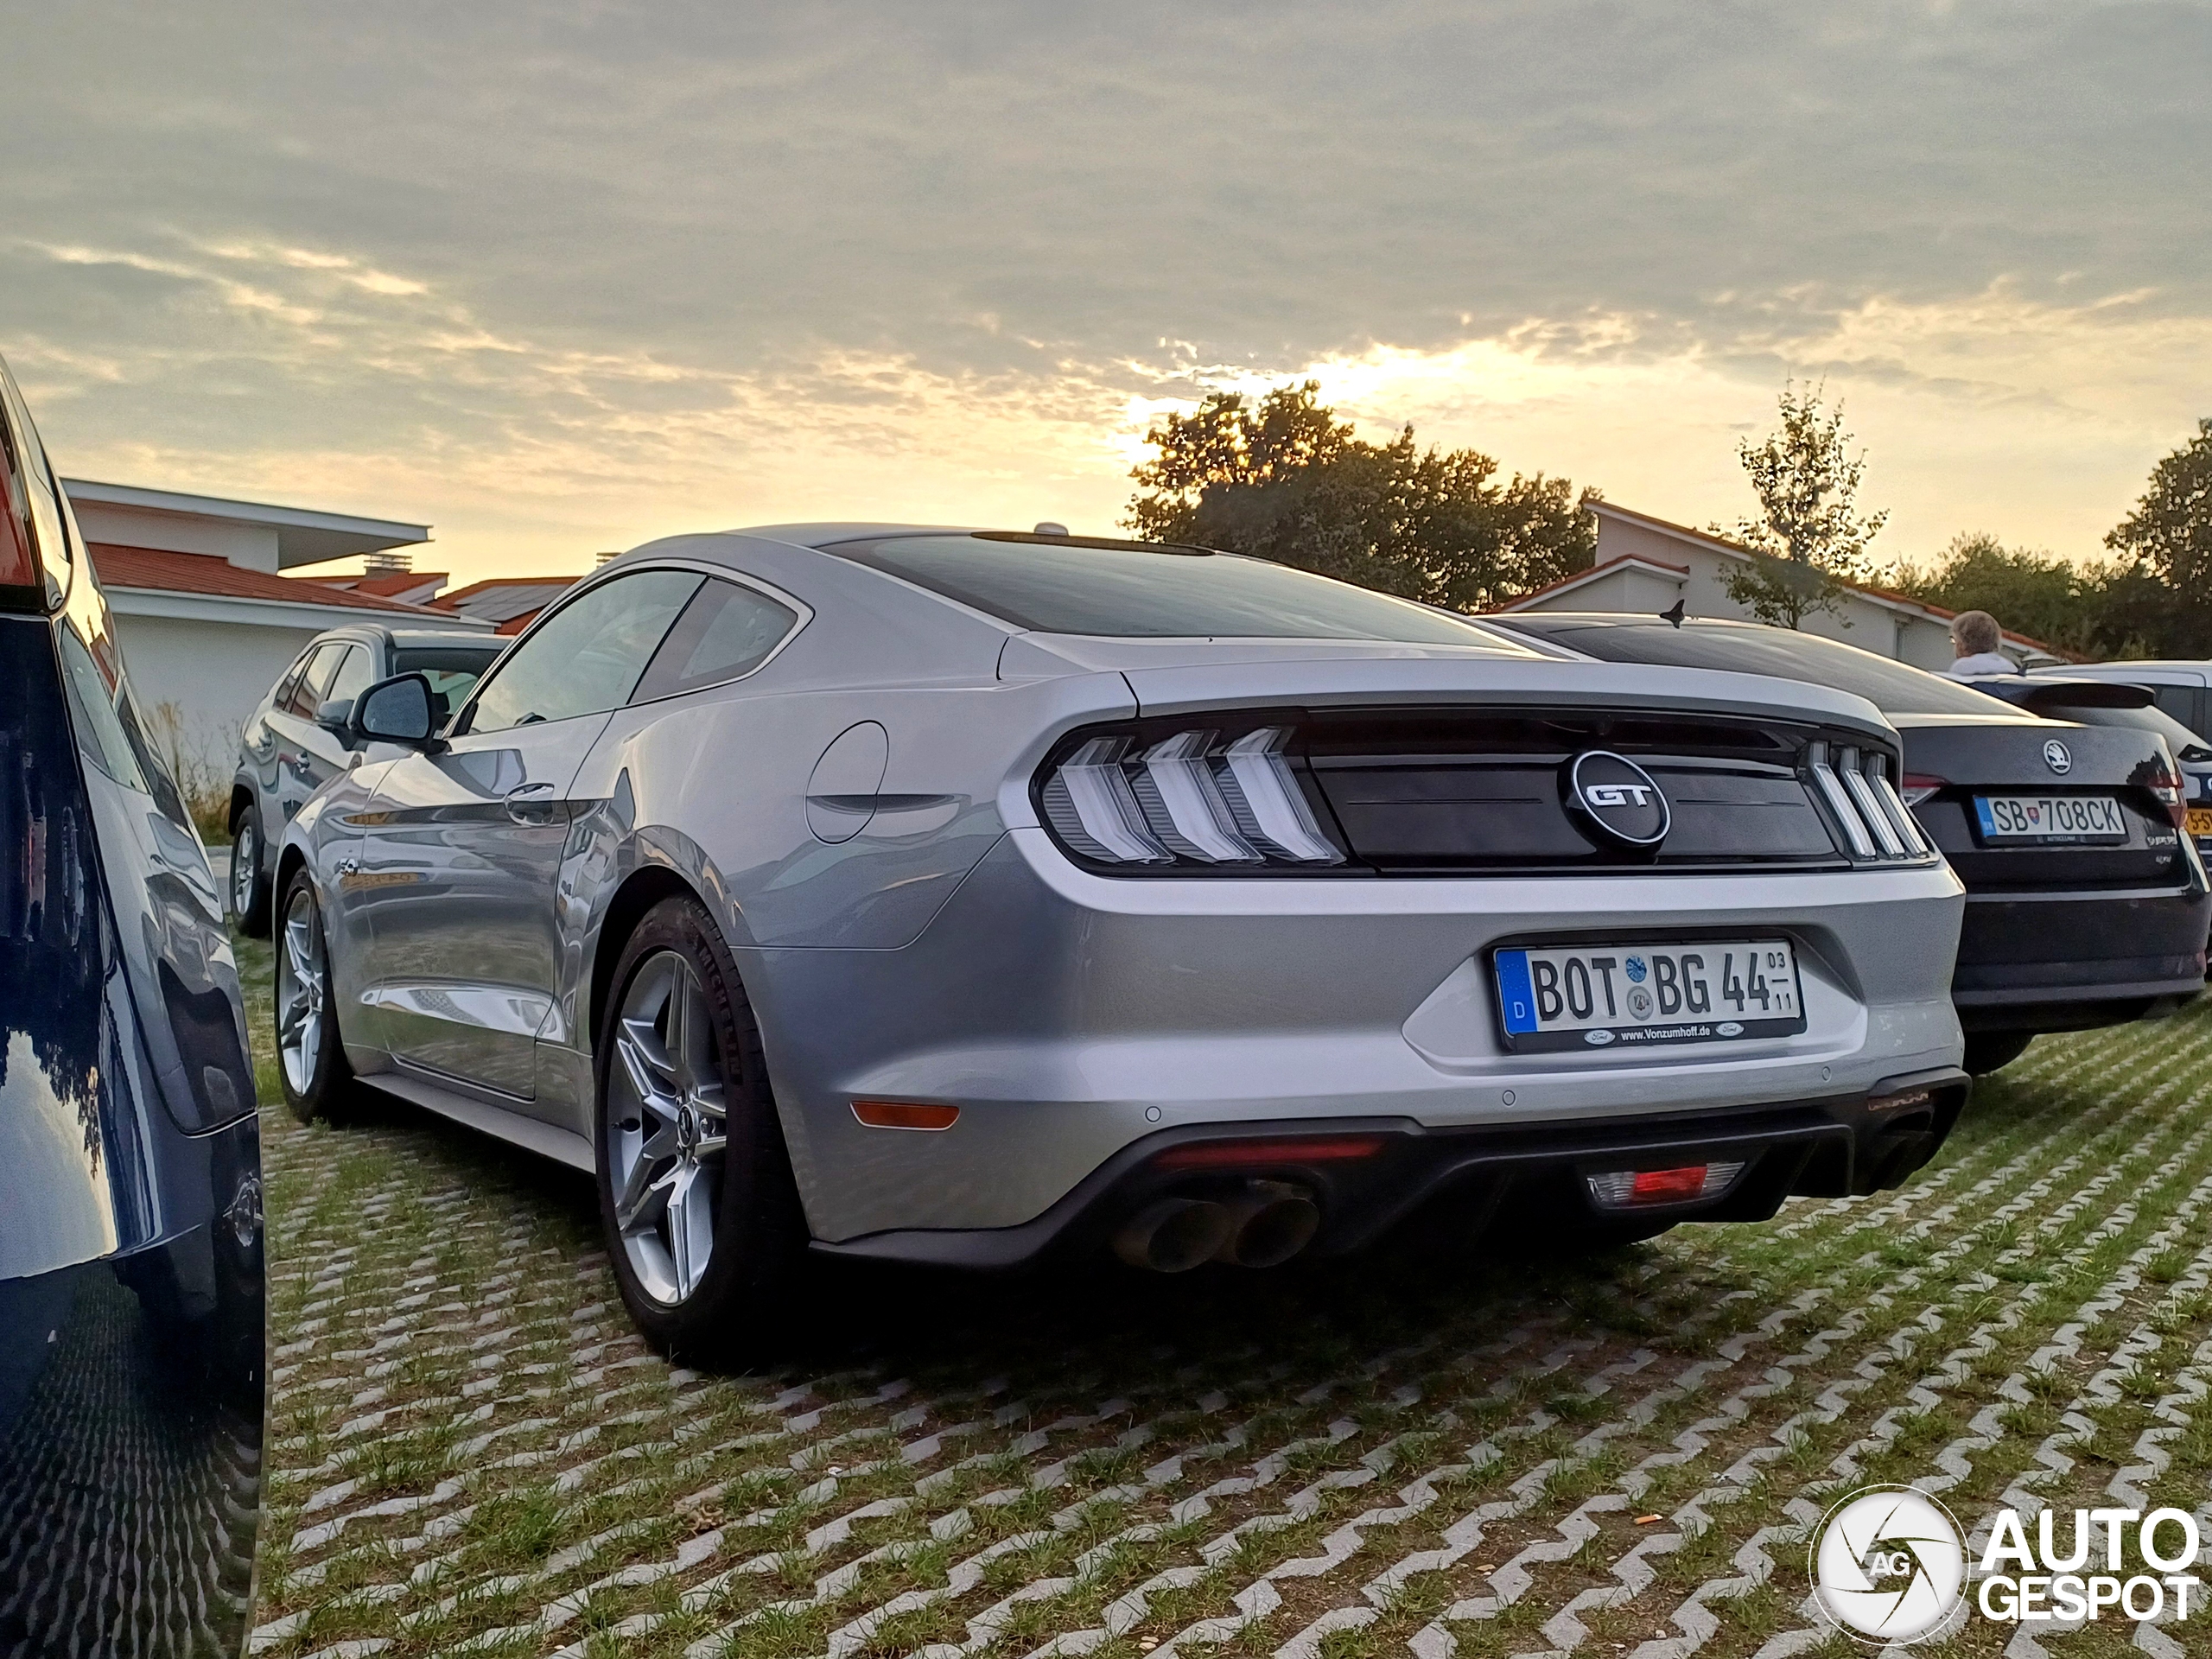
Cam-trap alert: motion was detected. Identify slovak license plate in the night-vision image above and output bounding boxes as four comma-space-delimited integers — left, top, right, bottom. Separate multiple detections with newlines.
1972, 795, 2126, 842
1493, 940, 1807, 1052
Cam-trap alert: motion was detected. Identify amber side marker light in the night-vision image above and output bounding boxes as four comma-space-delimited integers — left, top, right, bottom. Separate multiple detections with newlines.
851, 1100, 961, 1131
1154, 1135, 1386, 1172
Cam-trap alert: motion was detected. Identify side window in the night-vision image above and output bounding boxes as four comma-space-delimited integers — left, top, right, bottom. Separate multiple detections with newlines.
465, 569, 702, 734
270, 650, 315, 713
281, 644, 346, 718
631, 578, 800, 703
323, 645, 376, 709
2150, 684, 2209, 741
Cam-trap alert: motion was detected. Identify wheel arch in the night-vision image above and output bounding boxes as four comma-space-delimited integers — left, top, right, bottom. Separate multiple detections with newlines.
272, 841, 310, 912
588, 865, 709, 1057
228, 779, 255, 833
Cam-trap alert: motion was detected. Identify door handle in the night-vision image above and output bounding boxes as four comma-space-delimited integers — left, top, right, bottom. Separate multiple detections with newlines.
504, 782, 562, 824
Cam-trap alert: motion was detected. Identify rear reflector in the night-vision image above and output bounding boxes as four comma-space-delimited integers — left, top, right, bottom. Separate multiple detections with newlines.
1586, 1160, 1745, 1209
1155, 1135, 1386, 1171
851, 1100, 960, 1131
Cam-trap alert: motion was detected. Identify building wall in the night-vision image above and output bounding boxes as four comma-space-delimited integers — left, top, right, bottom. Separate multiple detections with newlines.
1576, 517, 1967, 666
71, 504, 283, 572
111, 612, 312, 773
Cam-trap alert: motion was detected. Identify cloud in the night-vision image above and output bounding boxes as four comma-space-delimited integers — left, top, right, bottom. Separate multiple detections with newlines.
1, 1, 2207, 576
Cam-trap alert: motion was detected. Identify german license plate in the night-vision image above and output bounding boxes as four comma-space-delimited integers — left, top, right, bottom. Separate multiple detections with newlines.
1972, 794, 2126, 842
2188, 806, 2212, 840
1492, 940, 1807, 1052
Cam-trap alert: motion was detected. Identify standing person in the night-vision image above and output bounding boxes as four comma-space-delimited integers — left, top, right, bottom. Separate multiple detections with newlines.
1945, 610, 2020, 677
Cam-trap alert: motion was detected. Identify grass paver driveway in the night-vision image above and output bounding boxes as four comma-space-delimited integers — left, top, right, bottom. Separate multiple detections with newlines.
234, 930, 2212, 1659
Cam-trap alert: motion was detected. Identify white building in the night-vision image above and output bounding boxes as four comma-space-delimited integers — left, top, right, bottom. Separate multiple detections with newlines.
61, 480, 493, 770
1497, 501, 2065, 670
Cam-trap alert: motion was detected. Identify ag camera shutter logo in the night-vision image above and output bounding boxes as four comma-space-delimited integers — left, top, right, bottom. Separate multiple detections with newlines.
1810, 1486, 1967, 1644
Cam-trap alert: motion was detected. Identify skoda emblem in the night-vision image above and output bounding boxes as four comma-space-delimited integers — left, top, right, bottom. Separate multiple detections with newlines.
1567, 750, 1670, 849
2043, 739, 2072, 775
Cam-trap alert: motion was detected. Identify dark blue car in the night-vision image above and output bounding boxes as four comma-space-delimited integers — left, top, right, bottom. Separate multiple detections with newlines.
0, 355, 264, 1656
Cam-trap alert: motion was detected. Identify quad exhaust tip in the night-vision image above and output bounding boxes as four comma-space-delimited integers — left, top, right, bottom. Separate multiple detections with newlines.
1113, 1182, 1320, 1272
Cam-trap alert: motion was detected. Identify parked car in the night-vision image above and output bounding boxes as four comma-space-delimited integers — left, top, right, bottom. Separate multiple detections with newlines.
1488, 614, 2209, 1074
1963, 675, 2212, 861
0, 355, 264, 1655
2024, 662, 2212, 857
273, 526, 1969, 1351
229, 624, 505, 933
2031, 658, 2212, 741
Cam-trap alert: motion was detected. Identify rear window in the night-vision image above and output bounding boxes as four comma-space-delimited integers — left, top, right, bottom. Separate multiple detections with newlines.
1500, 617, 2018, 716
2056, 701, 2212, 760
827, 533, 1533, 648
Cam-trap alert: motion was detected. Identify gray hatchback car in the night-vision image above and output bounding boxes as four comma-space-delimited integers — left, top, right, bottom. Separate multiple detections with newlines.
229, 624, 505, 932
274, 527, 1972, 1356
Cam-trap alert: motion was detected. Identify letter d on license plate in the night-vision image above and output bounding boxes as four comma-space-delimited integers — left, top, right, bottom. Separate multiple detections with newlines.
1493, 939, 1808, 1052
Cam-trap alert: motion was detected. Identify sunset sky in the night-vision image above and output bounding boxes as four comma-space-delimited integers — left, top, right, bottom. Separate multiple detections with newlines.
3, 2, 2208, 582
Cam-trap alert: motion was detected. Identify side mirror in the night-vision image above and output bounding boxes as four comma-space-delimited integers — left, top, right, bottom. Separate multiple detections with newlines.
314, 696, 356, 737
351, 673, 441, 749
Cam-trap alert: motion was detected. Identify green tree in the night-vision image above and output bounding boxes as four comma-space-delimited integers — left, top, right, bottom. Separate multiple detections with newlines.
1887, 532, 2090, 654
2105, 417, 2212, 656
1719, 381, 1889, 628
1126, 382, 1596, 612
1888, 532, 2174, 662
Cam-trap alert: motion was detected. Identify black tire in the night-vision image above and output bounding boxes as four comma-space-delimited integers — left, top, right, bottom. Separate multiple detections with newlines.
1964, 1030, 2035, 1076
594, 895, 805, 1364
228, 800, 272, 937
276, 868, 358, 1125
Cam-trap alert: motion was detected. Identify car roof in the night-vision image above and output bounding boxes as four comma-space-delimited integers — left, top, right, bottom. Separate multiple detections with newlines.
734, 523, 982, 550
385, 628, 504, 652
2031, 660, 2211, 683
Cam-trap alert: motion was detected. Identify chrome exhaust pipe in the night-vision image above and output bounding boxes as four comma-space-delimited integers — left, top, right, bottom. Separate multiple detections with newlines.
1214, 1181, 1321, 1268
1112, 1198, 1234, 1272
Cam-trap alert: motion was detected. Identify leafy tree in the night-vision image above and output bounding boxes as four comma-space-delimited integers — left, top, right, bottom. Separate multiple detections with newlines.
1887, 532, 2094, 655
2105, 417, 2212, 656
1718, 381, 1889, 628
1126, 382, 1596, 612
1889, 532, 2178, 663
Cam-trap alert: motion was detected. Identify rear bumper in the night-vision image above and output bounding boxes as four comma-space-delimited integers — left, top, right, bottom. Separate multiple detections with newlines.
744, 830, 1967, 1243
813, 1068, 1971, 1269
1954, 884, 2209, 1032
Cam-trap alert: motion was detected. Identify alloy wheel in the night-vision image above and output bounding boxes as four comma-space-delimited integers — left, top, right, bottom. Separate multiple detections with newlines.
607, 950, 728, 1306
231, 819, 257, 918
276, 885, 326, 1096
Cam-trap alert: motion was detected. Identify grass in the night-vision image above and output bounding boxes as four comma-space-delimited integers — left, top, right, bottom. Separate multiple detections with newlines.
233, 929, 2212, 1659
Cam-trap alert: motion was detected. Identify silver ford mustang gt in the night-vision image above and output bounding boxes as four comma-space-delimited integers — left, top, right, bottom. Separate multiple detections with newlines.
276, 526, 1969, 1352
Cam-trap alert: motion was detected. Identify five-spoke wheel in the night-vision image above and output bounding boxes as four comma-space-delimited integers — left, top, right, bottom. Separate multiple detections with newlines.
276, 868, 355, 1123
607, 950, 729, 1306
229, 802, 271, 936
595, 894, 802, 1359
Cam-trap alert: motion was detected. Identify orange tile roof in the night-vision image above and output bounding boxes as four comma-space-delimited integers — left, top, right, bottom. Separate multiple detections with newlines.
86, 543, 454, 616
306, 569, 450, 599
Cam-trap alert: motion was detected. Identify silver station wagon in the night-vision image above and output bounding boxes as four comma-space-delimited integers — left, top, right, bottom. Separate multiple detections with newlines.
276, 527, 1971, 1356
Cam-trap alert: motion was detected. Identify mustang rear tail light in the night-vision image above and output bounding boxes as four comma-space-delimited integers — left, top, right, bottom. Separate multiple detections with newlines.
1041, 725, 1344, 867
1807, 741, 1933, 863
2147, 761, 2188, 830
1586, 1160, 1745, 1210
